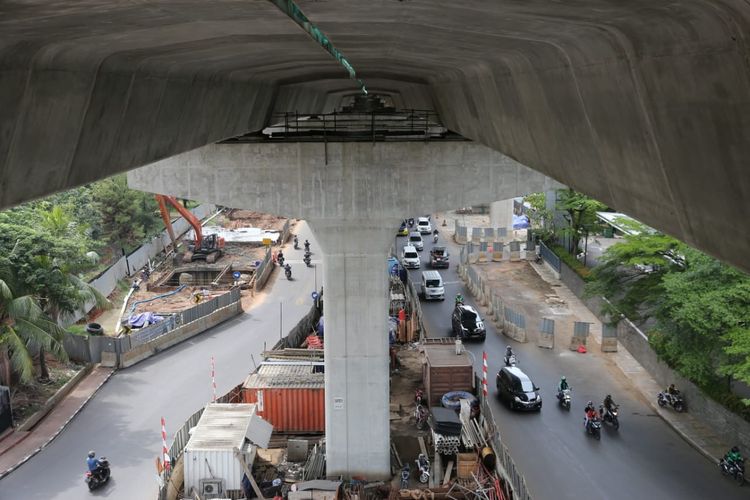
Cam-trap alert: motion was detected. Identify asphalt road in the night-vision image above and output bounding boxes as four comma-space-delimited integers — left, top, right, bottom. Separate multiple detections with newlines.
0, 223, 321, 500
399, 222, 745, 500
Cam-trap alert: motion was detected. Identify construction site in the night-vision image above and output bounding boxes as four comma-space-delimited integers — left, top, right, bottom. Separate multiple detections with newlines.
158, 264, 514, 500
106, 204, 292, 335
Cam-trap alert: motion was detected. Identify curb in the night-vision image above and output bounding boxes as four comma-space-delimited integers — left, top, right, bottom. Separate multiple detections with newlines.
0, 366, 116, 480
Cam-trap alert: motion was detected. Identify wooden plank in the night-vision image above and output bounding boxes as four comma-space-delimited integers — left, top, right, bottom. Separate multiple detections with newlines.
418, 436, 428, 457
234, 446, 266, 500
443, 461, 454, 486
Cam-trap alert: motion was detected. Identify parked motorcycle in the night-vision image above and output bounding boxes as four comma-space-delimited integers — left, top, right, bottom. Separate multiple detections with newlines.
600, 404, 620, 430
657, 391, 685, 412
416, 454, 430, 484
284, 264, 292, 280
585, 417, 602, 440
557, 388, 572, 410
85, 457, 111, 491
504, 354, 518, 367
719, 457, 745, 485
400, 464, 411, 489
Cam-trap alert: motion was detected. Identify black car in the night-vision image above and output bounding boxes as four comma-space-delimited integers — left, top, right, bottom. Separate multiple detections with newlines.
429, 246, 450, 268
496, 366, 542, 411
451, 304, 486, 341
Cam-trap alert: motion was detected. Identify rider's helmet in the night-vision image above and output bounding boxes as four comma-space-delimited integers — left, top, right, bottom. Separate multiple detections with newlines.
88, 450, 96, 458
732, 446, 740, 453
606, 394, 611, 400
586, 400, 593, 407
561, 376, 566, 381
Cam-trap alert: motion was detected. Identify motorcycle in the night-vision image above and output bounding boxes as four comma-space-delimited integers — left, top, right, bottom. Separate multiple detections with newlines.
284, 264, 292, 280
415, 403, 428, 431
416, 453, 430, 484
400, 464, 411, 489
408, 218, 415, 227
85, 457, 111, 491
504, 353, 517, 367
294, 235, 299, 249
277, 254, 285, 267
557, 388, 572, 410
304, 242, 311, 253
719, 457, 745, 485
657, 391, 685, 412
585, 417, 602, 440
433, 233, 438, 244
303, 254, 312, 267
600, 404, 620, 430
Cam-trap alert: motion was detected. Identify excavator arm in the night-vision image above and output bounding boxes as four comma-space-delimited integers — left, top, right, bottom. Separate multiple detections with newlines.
154, 194, 203, 246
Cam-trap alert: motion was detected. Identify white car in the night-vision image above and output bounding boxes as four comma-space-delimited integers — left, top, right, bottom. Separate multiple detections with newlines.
409, 232, 424, 251
402, 245, 421, 269
417, 217, 432, 235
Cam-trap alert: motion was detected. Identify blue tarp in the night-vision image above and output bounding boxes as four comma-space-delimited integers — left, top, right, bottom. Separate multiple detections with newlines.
128, 312, 164, 328
512, 214, 530, 229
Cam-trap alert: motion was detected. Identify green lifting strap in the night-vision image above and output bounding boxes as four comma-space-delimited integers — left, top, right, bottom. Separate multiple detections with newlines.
267, 0, 368, 95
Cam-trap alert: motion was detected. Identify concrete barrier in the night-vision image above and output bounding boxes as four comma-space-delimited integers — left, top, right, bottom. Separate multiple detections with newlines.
570, 321, 590, 351
492, 241, 503, 262
119, 301, 243, 368
601, 324, 618, 352
455, 221, 468, 244
509, 241, 521, 262
538, 318, 554, 349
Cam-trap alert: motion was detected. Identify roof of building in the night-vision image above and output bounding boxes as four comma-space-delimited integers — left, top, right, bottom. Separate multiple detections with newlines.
185, 403, 267, 452
244, 364, 325, 389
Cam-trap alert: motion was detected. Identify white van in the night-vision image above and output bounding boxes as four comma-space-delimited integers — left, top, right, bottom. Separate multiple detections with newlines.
402, 245, 421, 269
409, 232, 424, 251
421, 270, 444, 300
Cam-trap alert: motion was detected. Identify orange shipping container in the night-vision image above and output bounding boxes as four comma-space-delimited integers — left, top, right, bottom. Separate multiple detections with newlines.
242, 365, 325, 433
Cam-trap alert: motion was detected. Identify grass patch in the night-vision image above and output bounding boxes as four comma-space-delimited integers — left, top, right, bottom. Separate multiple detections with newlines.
10, 363, 82, 426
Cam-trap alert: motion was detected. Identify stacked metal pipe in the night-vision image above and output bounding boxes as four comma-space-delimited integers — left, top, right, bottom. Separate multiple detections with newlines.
432, 429, 461, 455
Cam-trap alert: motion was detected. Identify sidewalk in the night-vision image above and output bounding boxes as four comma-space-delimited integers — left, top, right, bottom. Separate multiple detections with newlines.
527, 260, 729, 462
0, 365, 114, 479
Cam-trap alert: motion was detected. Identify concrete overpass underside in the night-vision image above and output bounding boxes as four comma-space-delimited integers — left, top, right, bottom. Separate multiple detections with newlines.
0, 1, 748, 272
1, 0, 749, 478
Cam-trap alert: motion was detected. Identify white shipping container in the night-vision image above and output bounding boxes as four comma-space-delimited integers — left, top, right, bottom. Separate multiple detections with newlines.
184, 403, 271, 497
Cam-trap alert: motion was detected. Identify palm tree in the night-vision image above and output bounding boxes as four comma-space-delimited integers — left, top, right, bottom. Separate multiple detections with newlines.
35, 260, 109, 381
0, 272, 69, 385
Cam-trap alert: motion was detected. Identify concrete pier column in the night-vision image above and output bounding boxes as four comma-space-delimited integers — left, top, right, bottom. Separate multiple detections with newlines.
490, 199, 514, 232
308, 217, 398, 479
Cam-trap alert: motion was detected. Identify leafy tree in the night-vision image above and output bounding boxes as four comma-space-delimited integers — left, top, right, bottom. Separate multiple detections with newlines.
654, 248, 750, 386
91, 175, 161, 252
556, 189, 606, 256
523, 192, 554, 241
0, 263, 69, 385
585, 232, 685, 320
0, 216, 109, 380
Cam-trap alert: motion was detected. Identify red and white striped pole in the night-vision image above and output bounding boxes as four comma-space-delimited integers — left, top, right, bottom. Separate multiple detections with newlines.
482, 351, 488, 398
161, 417, 171, 473
211, 356, 217, 403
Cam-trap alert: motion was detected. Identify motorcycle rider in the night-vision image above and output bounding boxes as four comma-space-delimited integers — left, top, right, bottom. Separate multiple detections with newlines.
433, 229, 439, 243
284, 263, 292, 278
455, 293, 464, 305
725, 446, 744, 467
293, 235, 299, 249
584, 400, 596, 428
277, 250, 284, 266
557, 376, 569, 400
505, 346, 514, 363
667, 383, 679, 396
600, 394, 616, 418
304, 239, 311, 252
87, 450, 99, 474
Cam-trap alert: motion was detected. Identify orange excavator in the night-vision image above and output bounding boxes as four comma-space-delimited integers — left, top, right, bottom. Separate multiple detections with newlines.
155, 195, 225, 264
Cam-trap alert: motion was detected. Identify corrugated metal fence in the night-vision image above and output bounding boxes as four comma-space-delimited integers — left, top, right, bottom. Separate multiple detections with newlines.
480, 392, 532, 500
539, 241, 560, 272
254, 247, 274, 292
65, 288, 242, 363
